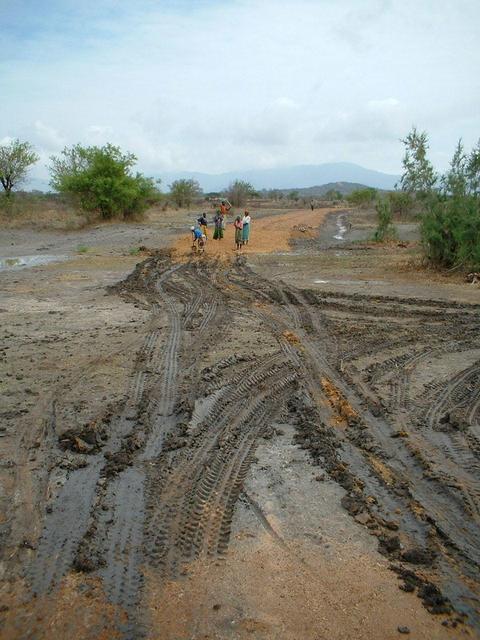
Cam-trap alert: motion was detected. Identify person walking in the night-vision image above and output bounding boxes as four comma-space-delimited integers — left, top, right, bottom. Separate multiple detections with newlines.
242, 210, 251, 245
234, 215, 243, 250
213, 210, 224, 240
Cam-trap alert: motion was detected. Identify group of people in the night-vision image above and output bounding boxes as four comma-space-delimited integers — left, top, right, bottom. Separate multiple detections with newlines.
190, 200, 252, 252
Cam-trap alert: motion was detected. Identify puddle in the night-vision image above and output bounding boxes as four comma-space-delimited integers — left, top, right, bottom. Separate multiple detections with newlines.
0, 255, 68, 271
314, 278, 391, 286
333, 214, 349, 241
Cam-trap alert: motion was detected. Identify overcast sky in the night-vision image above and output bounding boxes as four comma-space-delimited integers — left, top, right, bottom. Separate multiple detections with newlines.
1, 0, 479, 183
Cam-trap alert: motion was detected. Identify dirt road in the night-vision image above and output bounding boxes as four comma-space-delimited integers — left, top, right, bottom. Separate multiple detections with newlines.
1, 208, 479, 639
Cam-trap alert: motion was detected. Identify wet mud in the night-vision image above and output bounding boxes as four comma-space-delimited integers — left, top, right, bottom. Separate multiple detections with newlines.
1, 247, 480, 638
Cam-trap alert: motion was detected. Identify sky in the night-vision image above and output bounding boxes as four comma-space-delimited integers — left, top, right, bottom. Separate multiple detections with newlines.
1, 0, 479, 186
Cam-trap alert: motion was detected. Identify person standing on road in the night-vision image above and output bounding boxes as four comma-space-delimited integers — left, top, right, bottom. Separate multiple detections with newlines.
220, 200, 231, 232
242, 210, 251, 245
213, 210, 224, 240
234, 215, 243, 250
197, 212, 208, 238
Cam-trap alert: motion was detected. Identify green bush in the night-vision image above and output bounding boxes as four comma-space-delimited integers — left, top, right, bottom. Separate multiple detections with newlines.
169, 179, 202, 208
374, 198, 397, 242
421, 194, 480, 269
346, 188, 377, 208
388, 190, 413, 217
50, 144, 158, 219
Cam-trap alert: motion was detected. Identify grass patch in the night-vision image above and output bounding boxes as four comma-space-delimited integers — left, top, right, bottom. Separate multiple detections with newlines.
76, 245, 89, 254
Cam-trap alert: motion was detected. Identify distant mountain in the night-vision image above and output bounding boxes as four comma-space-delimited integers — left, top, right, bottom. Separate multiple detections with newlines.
278, 182, 377, 197
158, 163, 399, 192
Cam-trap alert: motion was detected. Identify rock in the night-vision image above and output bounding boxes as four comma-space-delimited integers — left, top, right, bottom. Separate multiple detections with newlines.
397, 626, 410, 634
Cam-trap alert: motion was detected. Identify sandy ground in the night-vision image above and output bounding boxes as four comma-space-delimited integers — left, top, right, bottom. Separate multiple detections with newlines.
0, 206, 478, 640
172, 208, 331, 258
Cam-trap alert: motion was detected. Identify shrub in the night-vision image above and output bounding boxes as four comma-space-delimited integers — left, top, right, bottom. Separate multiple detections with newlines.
346, 188, 377, 208
421, 194, 480, 269
50, 144, 158, 219
374, 198, 397, 242
388, 190, 413, 217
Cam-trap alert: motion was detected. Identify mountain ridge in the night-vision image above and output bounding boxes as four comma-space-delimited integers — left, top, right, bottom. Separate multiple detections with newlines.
158, 162, 400, 192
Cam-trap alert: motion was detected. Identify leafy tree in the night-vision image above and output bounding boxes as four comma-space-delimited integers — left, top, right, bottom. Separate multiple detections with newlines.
442, 139, 468, 198
288, 190, 299, 202
399, 127, 437, 197
323, 189, 342, 201
226, 180, 256, 207
346, 188, 377, 208
50, 143, 157, 219
387, 190, 413, 217
418, 137, 480, 269
169, 178, 202, 208
0, 139, 39, 197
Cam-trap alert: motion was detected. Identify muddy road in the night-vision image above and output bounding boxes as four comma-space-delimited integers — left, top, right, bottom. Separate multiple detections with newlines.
1, 210, 480, 639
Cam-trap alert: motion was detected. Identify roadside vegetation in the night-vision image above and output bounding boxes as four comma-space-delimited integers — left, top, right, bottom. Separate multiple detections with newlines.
50, 144, 159, 220
394, 128, 480, 270
0, 139, 39, 197
1, 130, 478, 271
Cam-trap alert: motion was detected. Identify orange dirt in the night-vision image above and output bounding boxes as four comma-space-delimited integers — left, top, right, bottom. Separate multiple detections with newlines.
172, 208, 332, 259
321, 376, 358, 426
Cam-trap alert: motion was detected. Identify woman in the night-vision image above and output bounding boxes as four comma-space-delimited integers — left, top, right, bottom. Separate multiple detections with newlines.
213, 210, 224, 240
242, 210, 251, 245
197, 212, 208, 237
234, 215, 243, 250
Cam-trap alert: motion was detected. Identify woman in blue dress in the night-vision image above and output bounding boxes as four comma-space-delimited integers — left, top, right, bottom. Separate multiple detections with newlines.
242, 210, 251, 245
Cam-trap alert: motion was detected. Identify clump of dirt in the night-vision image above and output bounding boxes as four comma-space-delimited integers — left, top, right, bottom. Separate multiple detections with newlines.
391, 565, 453, 615
321, 377, 357, 426
401, 547, 436, 566
282, 330, 301, 346
59, 420, 108, 454
103, 431, 145, 477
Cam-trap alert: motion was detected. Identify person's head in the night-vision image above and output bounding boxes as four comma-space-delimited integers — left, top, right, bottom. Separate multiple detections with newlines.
236, 215, 241, 222
190, 226, 195, 231
244, 210, 249, 215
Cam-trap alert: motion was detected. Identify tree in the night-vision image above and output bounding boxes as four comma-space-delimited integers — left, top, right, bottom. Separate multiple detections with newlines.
346, 188, 377, 208
323, 189, 342, 201
419, 137, 480, 269
288, 190, 299, 202
399, 127, 437, 197
226, 180, 256, 207
467, 139, 480, 196
387, 190, 413, 217
0, 139, 39, 197
442, 139, 468, 198
169, 179, 202, 208
50, 143, 157, 219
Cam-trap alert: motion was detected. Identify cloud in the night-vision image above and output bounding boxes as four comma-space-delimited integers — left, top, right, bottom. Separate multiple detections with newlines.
34, 121, 66, 150
1, 0, 479, 179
